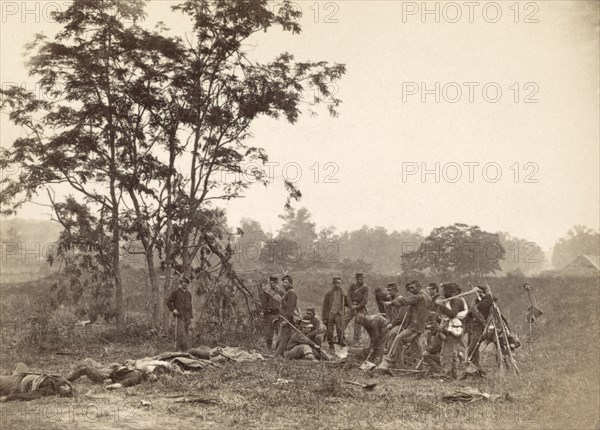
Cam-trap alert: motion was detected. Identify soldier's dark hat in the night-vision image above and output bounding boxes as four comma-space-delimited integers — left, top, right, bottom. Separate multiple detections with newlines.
306, 306, 316, 311
269, 276, 278, 282
333, 277, 341, 282
387, 282, 398, 288
429, 282, 438, 287
180, 276, 190, 284
355, 273, 364, 277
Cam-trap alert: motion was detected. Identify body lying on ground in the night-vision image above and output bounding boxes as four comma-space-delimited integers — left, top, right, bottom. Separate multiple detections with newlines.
0, 363, 73, 402
66, 358, 161, 389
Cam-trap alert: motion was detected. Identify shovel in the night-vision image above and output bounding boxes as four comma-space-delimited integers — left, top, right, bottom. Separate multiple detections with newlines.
333, 344, 348, 359
360, 352, 376, 371
343, 380, 378, 390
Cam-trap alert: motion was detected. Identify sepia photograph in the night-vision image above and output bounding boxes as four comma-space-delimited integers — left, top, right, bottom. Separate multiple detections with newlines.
0, 1, 598, 429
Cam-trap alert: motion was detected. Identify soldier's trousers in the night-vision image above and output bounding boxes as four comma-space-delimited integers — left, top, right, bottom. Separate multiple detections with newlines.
176, 316, 190, 352
440, 334, 466, 379
326, 313, 346, 346
423, 351, 441, 373
284, 344, 317, 360
369, 332, 388, 363
263, 313, 280, 349
398, 329, 424, 365
343, 308, 366, 342
467, 323, 485, 366
276, 321, 292, 356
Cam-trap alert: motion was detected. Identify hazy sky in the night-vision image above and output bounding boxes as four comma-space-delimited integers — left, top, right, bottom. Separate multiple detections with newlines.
1, 1, 598, 251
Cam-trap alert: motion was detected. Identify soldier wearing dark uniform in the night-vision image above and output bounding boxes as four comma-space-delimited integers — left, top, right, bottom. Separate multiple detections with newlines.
285, 319, 321, 361
166, 276, 193, 351
432, 283, 468, 379
304, 307, 324, 346
355, 313, 390, 363
391, 281, 430, 366
323, 277, 350, 349
261, 276, 282, 350
465, 284, 496, 368
383, 283, 409, 352
379, 281, 430, 368
344, 273, 369, 342
275, 275, 297, 356
427, 283, 439, 304
374, 287, 389, 314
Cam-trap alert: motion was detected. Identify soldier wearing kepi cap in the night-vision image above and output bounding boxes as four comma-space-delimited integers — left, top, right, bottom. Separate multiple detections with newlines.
322, 277, 350, 350
344, 273, 369, 343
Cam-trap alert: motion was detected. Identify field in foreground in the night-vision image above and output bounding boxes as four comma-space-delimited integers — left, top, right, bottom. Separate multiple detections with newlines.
1, 278, 599, 430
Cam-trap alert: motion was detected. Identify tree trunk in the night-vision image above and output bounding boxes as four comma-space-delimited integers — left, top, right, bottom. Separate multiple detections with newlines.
105, 25, 124, 331
162, 128, 177, 331
110, 179, 124, 330
181, 224, 192, 276
145, 249, 162, 327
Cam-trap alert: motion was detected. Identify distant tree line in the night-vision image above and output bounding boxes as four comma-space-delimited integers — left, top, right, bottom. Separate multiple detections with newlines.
230, 207, 554, 281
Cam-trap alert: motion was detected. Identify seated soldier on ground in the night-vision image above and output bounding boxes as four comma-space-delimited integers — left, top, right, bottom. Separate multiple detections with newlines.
1, 363, 73, 402
303, 307, 325, 346
284, 319, 322, 361
355, 313, 390, 364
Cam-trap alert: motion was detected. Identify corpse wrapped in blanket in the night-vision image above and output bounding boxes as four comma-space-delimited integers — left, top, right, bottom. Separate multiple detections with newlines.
1, 363, 73, 402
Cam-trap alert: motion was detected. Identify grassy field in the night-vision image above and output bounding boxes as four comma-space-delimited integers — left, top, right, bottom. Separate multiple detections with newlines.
1, 275, 599, 430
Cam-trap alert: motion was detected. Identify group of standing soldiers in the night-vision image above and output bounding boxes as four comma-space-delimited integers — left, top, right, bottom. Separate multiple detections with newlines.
260, 273, 369, 359
261, 273, 509, 378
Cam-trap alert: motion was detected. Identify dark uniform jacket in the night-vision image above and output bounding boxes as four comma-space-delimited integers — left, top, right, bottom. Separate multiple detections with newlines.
392, 291, 431, 333
386, 295, 408, 326
374, 289, 388, 313
466, 293, 495, 324
305, 315, 324, 338
166, 287, 193, 319
347, 283, 369, 310
280, 288, 298, 321
436, 296, 467, 319
261, 288, 281, 314
322, 287, 350, 321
